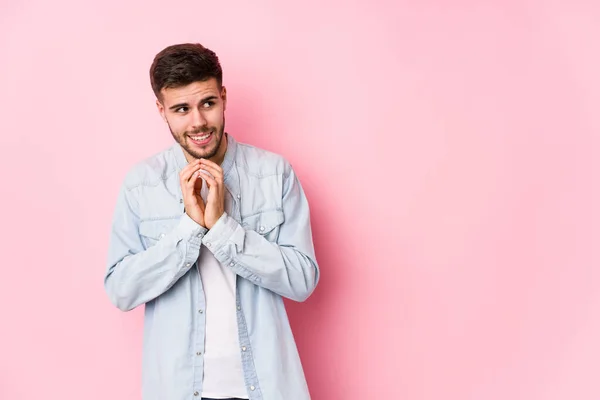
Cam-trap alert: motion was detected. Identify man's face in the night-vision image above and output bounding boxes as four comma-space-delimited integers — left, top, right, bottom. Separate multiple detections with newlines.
157, 78, 227, 162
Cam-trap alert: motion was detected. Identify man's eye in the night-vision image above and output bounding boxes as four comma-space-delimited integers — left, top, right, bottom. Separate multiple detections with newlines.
203, 102, 214, 108
176, 107, 188, 113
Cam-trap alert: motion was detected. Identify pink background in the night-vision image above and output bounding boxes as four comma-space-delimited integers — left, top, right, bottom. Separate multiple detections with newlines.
1, 0, 599, 399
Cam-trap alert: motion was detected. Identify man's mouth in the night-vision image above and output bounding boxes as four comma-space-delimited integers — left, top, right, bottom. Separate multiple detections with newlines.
189, 131, 213, 145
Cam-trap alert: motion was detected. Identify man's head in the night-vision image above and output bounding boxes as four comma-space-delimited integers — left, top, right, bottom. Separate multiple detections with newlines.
150, 43, 227, 163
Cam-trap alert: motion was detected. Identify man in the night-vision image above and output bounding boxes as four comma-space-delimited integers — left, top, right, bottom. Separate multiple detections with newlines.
104, 43, 319, 400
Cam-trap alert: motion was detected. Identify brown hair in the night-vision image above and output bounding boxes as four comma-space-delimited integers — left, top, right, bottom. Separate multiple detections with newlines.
150, 43, 223, 101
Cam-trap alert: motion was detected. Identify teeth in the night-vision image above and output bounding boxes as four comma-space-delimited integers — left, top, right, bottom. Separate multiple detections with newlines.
191, 133, 211, 141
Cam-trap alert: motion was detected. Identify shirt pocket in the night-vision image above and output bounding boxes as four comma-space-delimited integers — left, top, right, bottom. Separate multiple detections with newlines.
241, 209, 285, 242
138, 217, 180, 249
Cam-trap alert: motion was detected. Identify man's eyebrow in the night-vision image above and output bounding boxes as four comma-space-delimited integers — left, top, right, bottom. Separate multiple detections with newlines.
168, 96, 219, 111
168, 102, 188, 111
200, 95, 219, 103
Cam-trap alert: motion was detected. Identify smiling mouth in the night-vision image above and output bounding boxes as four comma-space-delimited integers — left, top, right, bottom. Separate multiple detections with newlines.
189, 131, 213, 144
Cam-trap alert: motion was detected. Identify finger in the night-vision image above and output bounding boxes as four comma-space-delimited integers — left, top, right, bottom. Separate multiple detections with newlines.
196, 167, 215, 181
180, 159, 200, 177
199, 169, 218, 188
199, 159, 223, 178
187, 170, 205, 190
179, 160, 202, 182
185, 172, 206, 208
198, 163, 223, 182
181, 169, 200, 190
185, 163, 204, 184
182, 168, 204, 198
198, 163, 222, 180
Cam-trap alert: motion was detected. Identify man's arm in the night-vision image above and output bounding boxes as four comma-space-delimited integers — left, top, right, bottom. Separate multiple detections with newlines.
104, 183, 207, 311
104, 161, 208, 311
200, 161, 320, 302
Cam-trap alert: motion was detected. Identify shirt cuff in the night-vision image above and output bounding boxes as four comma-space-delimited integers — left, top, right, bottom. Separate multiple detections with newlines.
176, 213, 208, 255
202, 212, 239, 254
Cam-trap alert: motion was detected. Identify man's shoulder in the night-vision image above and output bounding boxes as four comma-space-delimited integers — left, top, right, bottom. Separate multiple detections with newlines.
235, 141, 292, 177
121, 146, 176, 190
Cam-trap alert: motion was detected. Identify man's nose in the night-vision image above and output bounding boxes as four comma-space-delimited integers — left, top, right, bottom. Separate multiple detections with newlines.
191, 109, 208, 128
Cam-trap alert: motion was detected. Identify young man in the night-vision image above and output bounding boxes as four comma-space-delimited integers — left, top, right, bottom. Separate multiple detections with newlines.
104, 43, 319, 400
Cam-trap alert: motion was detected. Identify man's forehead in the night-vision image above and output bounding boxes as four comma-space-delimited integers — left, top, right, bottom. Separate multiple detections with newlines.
161, 80, 220, 103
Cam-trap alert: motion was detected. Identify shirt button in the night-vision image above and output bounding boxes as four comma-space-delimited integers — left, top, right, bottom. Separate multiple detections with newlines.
186, 263, 191, 267
250, 385, 255, 391
237, 194, 241, 199
229, 262, 235, 267
242, 346, 247, 351
259, 226, 265, 232
194, 391, 199, 396
198, 309, 203, 314
196, 351, 202, 356
237, 305, 241, 310
206, 242, 212, 248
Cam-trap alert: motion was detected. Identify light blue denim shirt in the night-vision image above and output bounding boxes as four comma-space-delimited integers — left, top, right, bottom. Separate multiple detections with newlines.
104, 134, 319, 400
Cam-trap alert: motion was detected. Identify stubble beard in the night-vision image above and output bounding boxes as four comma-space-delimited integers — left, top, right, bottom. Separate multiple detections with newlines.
168, 119, 225, 161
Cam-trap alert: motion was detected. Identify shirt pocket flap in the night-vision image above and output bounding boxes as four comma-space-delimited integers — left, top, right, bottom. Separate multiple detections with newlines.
242, 210, 284, 235
139, 218, 179, 243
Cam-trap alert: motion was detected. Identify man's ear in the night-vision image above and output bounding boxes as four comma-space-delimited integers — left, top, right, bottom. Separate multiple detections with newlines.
221, 86, 227, 111
156, 99, 167, 123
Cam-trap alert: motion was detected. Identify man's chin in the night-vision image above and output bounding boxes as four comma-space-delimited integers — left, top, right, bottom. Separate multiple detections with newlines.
186, 146, 218, 160
178, 131, 222, 160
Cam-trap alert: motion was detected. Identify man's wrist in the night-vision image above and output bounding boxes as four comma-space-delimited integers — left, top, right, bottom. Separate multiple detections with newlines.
205, 209, 225, 230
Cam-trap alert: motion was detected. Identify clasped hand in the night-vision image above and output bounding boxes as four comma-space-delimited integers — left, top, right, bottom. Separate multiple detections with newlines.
179, 158, 225, 229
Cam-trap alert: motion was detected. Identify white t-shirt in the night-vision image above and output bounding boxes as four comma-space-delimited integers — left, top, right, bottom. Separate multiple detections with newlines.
199, 184, 248, 399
